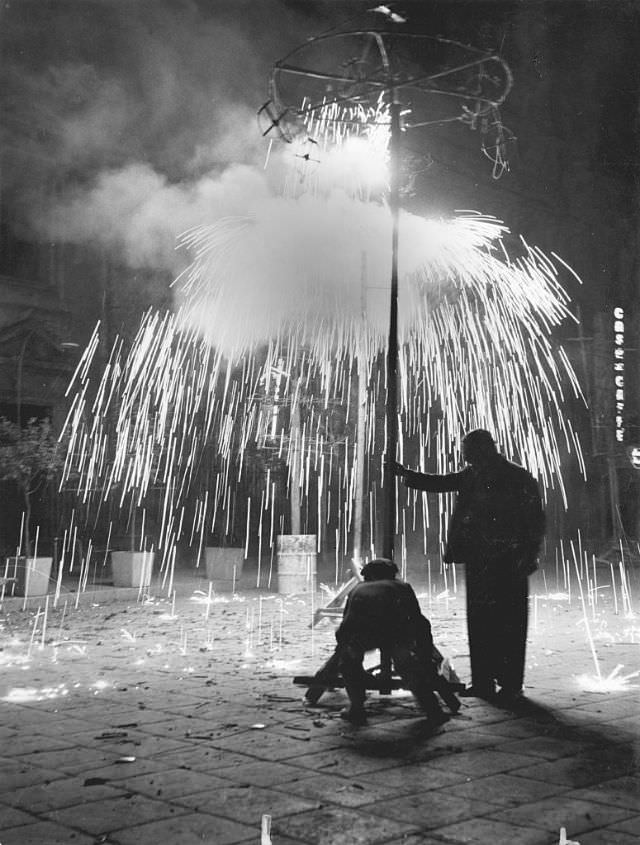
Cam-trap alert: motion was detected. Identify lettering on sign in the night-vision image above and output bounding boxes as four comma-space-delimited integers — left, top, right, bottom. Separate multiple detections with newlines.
614, 306, 625, 442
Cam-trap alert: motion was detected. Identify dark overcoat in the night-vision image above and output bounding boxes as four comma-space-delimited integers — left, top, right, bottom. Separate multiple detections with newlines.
335, 579, 425, 649
405, 455, 545, 572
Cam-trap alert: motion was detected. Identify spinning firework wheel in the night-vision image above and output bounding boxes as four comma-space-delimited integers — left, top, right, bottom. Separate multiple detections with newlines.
262, 29, 513, 171
262, 22, 513, 560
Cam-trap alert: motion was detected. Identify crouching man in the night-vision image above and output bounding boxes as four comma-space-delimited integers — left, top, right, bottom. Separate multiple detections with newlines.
334, 559, 448, 727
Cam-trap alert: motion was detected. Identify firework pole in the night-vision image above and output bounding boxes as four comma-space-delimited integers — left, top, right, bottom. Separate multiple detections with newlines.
352, 252, 368, 574
382, 95, 401, 561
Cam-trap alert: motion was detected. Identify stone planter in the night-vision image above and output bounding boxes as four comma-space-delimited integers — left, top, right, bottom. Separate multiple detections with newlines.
276, 534, 317, 594
12, 556, 53, 597
111, 551, 154, 588
205, 547, 244, 592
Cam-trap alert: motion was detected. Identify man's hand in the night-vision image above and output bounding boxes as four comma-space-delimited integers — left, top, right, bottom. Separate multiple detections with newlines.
389, 460, 407, 478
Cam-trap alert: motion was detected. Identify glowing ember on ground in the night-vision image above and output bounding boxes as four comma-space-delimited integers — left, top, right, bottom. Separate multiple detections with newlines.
576, 664, 640, 693
3, 683, 69, 703
264, 658, 305, 671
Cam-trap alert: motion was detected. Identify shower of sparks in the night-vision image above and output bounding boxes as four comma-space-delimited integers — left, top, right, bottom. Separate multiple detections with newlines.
576, 664, 640, 693
285, 96, 391, 201
58, 100, 586, 589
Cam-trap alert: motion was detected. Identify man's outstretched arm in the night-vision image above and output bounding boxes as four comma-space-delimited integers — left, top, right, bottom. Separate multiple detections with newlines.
391, 460, 465, 493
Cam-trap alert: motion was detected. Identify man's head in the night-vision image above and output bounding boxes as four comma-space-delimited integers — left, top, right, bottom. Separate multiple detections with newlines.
462, 428, 498, 467
361, 558, 398, 582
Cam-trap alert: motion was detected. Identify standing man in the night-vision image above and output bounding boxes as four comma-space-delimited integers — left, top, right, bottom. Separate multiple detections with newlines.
394, 429, 545, 707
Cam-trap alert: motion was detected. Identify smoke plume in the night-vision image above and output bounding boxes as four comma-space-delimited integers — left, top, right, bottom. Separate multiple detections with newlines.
0, 0, 326, 271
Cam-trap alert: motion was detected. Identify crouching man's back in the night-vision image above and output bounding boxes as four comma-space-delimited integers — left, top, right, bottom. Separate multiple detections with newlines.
336, 578, 423, 651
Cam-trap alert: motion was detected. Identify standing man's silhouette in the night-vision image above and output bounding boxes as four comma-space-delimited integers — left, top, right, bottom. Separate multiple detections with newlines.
394, 429, 545, 706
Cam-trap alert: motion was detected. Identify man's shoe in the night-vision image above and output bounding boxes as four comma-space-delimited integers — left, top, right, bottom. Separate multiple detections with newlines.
460, 685, 496, 701
415, 692, 450, 726
340, 706, 367, 725
427, 709, 450, 728
494, 689, 525, 709
304, 686, 325, 705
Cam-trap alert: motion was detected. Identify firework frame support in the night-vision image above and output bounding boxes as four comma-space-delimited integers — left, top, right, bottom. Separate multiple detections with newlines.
312, 575, 359, 626
293, 646, 463, 712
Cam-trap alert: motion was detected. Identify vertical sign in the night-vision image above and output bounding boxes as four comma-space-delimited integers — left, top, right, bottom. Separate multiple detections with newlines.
613, 306, 625, 442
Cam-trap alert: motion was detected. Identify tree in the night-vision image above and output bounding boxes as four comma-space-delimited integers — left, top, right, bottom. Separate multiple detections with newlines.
0, 417, 66, 558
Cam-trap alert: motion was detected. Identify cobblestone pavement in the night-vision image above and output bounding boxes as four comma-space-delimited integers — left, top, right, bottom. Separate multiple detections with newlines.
0, 566, 638, 844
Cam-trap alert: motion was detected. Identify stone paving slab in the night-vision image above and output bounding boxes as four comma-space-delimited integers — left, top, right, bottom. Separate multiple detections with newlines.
0, 818, 97, 844
43, 793, 188, 836
577, 829, 639, 845
428, 817, 555, 844
0, 773, 129, 814
510, 754, 636, 789
100, 811, 257, 845
443, 772, 569, 807
0, 568, 638, 844
172, 782, 322, 825
220, 759, 318, 788
277, 766, 467, 810
101, 767, 235, 800
368, 789, 495, 830
485, 795, 636, 836
567, 776, 640, 811
270, 804, 420, 844
0, 805, 42, 829
609, 815, 640, 836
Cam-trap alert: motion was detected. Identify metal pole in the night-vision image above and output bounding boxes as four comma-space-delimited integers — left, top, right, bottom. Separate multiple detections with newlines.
382, 96, 401, 561
352, 251, 368, 575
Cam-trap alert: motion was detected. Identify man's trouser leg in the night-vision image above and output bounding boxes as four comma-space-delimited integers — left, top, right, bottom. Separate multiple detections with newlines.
392, 645, 445, 721
304, 648, 343, 704
337, 642, 368, 711
311, 650, 341, 683
496, 574, 529, 694
465, 562, 500, 694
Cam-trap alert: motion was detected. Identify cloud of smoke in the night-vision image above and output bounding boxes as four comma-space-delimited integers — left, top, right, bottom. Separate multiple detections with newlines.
32, 160, 282, 273
175, 191, 394, 355
1, 0, 322, 269
173, 197, 511, 358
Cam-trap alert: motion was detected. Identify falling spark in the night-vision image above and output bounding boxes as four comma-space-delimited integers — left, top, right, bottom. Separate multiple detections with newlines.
205, 581, 213, 620
27, 607, 41, 659
55, 600, 69, 644
573, 556, 601, 681
41, 595, 49, 649
610, 562, 619, 615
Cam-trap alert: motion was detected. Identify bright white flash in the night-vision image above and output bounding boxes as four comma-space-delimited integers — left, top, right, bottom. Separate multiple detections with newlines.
576, 664, 640, 692
321, 135, 388, 194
